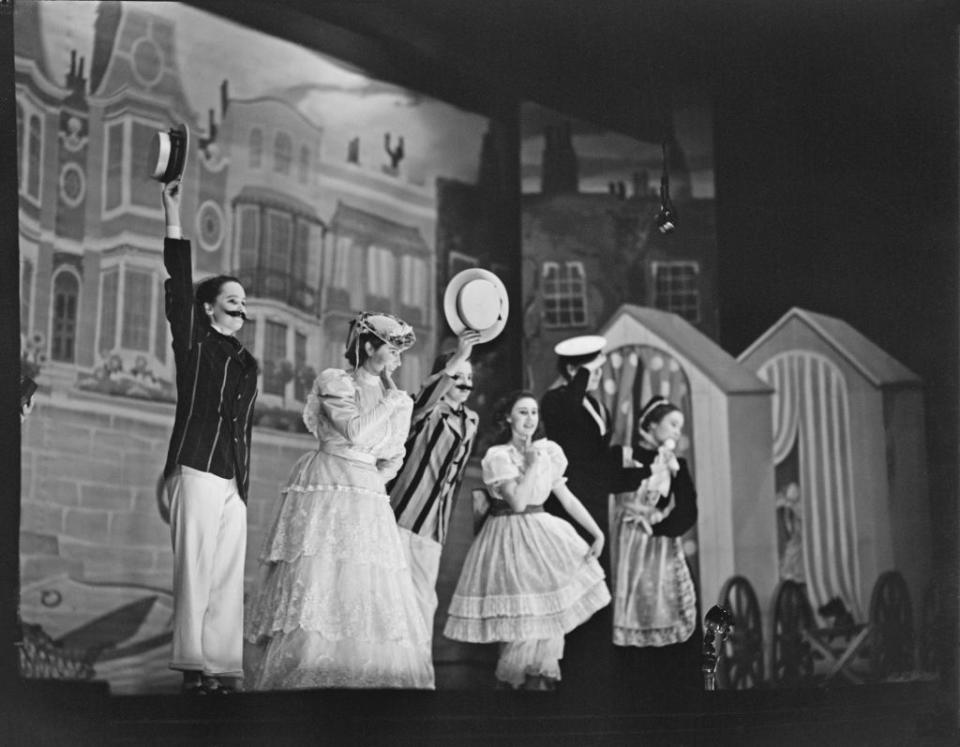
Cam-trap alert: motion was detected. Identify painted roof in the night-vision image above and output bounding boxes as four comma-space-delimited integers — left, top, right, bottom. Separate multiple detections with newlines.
600, 304, 773, 394
232, 186, 323, 224
330, 202, 429, 253
738, 307, 921, 387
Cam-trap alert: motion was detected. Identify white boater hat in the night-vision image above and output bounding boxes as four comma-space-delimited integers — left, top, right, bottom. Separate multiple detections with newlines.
443, 268, 509, 344
553, 335, 607, 358
148, 123, 190, 183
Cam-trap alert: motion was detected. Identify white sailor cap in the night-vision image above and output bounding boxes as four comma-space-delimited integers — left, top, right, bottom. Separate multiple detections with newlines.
553, 335, 607, 359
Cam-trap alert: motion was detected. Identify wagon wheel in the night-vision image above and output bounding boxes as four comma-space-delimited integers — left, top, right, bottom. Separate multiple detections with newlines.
869, 571, 914, 679
771, 579, 815, 687
716, 576, 764, 689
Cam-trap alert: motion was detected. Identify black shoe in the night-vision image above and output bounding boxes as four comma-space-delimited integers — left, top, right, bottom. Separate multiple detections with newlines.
201, 675, 239, 694
181, 672, 207, 695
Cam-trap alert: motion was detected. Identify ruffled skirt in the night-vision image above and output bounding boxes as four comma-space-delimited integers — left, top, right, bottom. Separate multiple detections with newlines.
444, 512, 610, 643
245, 450, 435, 690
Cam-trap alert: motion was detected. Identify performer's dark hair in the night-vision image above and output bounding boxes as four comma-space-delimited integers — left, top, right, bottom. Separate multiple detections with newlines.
345, 333, 387, 368
556, 352, 602, 379
638, 400, 681, 434
194, 275, 242, 325
491, 389, 545, 445
430, 350, 455, 376
430, 347, 473, 376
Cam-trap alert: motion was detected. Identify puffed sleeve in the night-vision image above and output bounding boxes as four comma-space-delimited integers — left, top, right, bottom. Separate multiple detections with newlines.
302, 375, 325, 437
541, 439, 569, 490
481, 446, 520, 487
314, 368, 404, 449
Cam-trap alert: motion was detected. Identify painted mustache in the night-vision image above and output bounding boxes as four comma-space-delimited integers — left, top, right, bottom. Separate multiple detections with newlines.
455, 384, 474, 392
225, 310, 248, 320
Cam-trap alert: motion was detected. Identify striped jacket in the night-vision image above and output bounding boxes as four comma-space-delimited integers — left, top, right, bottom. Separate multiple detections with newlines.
162, 238, 259, 502
389, 371, 478, 543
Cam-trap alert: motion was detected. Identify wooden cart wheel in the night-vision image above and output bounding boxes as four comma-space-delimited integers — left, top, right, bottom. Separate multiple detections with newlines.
716, 575, 764, 689
869, 570, 914, 679
771, 579, 814, 687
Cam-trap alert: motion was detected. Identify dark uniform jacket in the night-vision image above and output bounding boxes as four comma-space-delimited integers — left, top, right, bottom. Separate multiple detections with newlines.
162, 238, 258, 502
541, 367, 649, 570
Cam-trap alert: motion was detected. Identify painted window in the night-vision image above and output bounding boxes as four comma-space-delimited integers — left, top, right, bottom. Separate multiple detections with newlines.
263, 320, 288, 395
26, 114, 42, 201
102, 116, 164, 216
400, 255, 427, 309
265, 210, 293, 279
104, 120, 124, 211
249, 128, 262, 168
330, 235, 352, 289
51, 270, 79, 363
367, 245, 395, 298
293, 221, 311, 280
121, 267, 153, 351
542, 261, 587, 328
294, 330, 308, 400
99, 268, 119, 354
236, 205, 260, 271
130, 121, 156, 208
652, 261, 700, 323
274, 132, 292, 174
298, 146, 310, 183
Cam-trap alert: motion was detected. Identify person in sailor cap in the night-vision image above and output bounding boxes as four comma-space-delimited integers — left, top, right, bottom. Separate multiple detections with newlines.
540, 335, 649, 568
539, 334, 650, 691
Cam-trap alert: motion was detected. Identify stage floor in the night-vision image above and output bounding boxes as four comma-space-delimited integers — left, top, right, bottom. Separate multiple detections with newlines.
6, 677, 957, 746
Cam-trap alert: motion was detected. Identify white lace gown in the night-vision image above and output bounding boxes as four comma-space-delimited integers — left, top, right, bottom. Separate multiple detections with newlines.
444, 440, 611, 687
244, 368, 435, 689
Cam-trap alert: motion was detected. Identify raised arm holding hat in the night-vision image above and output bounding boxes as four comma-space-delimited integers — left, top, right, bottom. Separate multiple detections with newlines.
388, 329, 482, 649
159, 173, 258, 695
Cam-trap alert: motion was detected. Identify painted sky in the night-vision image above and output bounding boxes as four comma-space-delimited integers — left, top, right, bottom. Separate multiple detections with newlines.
37, 1, 489, 187
520, 98, 715, 199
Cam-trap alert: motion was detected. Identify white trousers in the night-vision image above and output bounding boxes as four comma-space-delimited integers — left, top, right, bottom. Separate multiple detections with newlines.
168, 465, 246, 677
397, 528, 443, 647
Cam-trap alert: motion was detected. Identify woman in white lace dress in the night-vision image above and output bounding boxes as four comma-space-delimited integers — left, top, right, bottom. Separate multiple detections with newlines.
444, 391, 610, 690
245, 312, 434, 690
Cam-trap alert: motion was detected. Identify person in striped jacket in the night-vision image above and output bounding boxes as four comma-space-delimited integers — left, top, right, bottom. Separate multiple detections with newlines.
160, 178, 259, 694
389, 330, 482, 646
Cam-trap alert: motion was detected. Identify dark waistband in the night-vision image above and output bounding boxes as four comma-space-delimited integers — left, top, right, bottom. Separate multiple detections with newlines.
488, 500, 545, 517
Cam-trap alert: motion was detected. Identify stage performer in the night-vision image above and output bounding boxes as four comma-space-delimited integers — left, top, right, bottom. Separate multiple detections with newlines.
612, 395, 701, 693
160, 177, 258, 694
539, 335, 649, 692
444, 391, 610, 690
388, 329, 482, 646
245, 312, 435, 690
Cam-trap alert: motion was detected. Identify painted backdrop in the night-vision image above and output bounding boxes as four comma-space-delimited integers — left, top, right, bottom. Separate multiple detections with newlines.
16, 0, 495, 693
